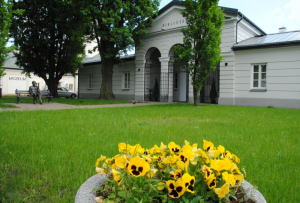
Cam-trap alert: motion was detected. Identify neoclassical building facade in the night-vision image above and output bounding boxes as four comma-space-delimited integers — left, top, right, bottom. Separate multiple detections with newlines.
80, 1, 300, 108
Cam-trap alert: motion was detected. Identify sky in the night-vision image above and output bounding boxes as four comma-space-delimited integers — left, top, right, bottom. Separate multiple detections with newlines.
160, 0, 300, 34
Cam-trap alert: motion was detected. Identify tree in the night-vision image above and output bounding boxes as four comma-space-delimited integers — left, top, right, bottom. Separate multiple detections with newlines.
0, 0, 13, 78
84, 0, 159, 100
174, 0, 224, 106
11, 0, 89, 97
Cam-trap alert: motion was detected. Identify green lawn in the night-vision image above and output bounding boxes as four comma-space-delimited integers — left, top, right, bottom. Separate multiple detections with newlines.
0, 96, 132, 106
0, 104, 299, 202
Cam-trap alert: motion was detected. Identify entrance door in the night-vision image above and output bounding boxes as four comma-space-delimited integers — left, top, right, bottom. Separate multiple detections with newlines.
200, 63, 220, 104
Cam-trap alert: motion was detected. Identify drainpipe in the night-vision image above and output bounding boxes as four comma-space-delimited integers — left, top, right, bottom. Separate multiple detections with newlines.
236, 14, 243, 44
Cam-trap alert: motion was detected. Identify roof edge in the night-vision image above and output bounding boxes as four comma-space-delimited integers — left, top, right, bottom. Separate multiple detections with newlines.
238, 12, 267, 35
83, 55, 135, 66
232, 40, 300, 51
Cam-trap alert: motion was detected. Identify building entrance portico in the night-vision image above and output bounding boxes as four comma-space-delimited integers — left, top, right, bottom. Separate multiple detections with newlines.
168, 45, 189, 103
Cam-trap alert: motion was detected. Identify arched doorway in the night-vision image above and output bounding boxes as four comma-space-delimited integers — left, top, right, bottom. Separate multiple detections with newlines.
169, 45, 189, 102
200, 62, 220, 104
144, 48, 161, 101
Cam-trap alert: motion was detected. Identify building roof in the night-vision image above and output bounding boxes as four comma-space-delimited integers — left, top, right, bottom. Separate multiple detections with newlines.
82, 54, 135, 66
232, 30, 300, 50
3, 53, 21, 69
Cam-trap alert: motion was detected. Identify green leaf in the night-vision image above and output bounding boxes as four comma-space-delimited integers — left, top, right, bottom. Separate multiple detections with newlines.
190, 196, 203, 203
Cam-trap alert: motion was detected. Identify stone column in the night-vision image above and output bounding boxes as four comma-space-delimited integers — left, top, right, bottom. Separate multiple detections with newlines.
134, 59, 145, 102
159, 57, 172, 102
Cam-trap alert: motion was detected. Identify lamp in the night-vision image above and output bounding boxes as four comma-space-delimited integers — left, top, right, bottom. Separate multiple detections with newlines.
225, 62, 228, 66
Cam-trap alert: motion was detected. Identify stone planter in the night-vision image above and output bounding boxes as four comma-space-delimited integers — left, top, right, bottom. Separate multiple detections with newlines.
75, 174, 267, 203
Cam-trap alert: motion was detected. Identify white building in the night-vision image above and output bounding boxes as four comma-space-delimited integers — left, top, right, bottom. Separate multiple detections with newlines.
79, 1, 300, 108
0, 53, 78, 95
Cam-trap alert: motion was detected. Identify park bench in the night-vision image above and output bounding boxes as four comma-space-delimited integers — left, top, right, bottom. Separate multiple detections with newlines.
15, 89, 53, 104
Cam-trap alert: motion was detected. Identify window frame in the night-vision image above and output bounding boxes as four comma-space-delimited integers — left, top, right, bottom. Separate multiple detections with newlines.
122, 72, 130, 90
88, 74, 93, 89
250, 64, 267, 91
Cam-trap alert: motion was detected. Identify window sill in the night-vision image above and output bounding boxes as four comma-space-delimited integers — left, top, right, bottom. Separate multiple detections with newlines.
87, 88, 93, 90
121, 89, 130, 91
249, 89, 267, 92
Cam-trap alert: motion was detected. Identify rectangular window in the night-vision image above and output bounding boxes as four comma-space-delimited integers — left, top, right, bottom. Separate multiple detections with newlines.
252, 64, 266, 89
88, 75, 93, 89
69, 84, 73, 91
123, 72, 130, 89
173, 73, 178, 89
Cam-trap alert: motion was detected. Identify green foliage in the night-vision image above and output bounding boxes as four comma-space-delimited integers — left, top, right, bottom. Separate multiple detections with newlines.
83, 0, 160, 99
0, 0, 14, 77
10, 0, 90, 97
0, 67, 5, 78
0, 0, 11, 66
174, 0, 224, 106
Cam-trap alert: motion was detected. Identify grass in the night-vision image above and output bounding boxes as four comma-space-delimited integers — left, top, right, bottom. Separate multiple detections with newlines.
0, 104, 299, 202
0, 96, 132, 106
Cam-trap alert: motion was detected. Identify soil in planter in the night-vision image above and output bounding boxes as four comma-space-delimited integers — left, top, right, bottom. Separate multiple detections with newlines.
96, 187, 256, 203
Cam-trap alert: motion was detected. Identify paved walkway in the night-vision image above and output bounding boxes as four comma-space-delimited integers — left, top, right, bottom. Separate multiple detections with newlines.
0, 102, 173, 111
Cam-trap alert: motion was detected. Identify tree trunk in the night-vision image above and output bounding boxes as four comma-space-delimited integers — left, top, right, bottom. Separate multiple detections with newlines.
99, 57, 115, 100
193, 86, 198, 106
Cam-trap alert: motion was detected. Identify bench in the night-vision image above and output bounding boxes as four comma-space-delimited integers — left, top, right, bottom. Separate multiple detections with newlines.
15, 89, 53, 104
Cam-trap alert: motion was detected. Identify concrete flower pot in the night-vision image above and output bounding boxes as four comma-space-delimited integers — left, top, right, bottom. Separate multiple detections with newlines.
75, 174, 267, 203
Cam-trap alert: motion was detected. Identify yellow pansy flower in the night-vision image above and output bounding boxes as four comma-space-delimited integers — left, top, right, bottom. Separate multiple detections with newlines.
105, 158, 117, 169
157, 182, 165, 190
210, 158, 231, 172
115, 155, 129, 169
182, 173, 195, 193
177, 160, 185, 171
96, 167, 109, 176
202, 165, 213, 182
111, 169, 122, 185
222, 172, 235, 187
166, 179, 186, 198
179, 150, 194, 172
230, 163, 242, 175
118, 143, 131, 153
194, 149, 210, 164
223, 150, 232, 159
190, 154, 199, 165
168, 142, 181, 154
231, 154, 240, 164
146, 168, 158, 178
217, 145, 225, 154
203, 140, 214, 152
130, 144, 145, 155
174, 169, 182, 180
143, 155, 153, 164
160, 142, 168, 155
207, 174, 217, 189
154, 145, 161, 153
234, 174, 244, 187
95, 155, 106, 167
214, 183, 230, 198
207, 147, 221, 158
164, 154, 179, 168
128, 156, 150, 177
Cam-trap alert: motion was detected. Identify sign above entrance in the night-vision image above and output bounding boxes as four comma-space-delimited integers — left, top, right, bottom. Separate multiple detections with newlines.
162, 19, 185, 29
9, 76, 26, 81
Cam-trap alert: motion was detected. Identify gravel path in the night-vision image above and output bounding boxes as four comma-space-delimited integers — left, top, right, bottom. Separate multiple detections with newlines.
0, 102, 173, 111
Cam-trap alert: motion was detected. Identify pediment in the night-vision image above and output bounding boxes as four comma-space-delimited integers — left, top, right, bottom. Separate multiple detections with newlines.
147, 6, 186, 33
